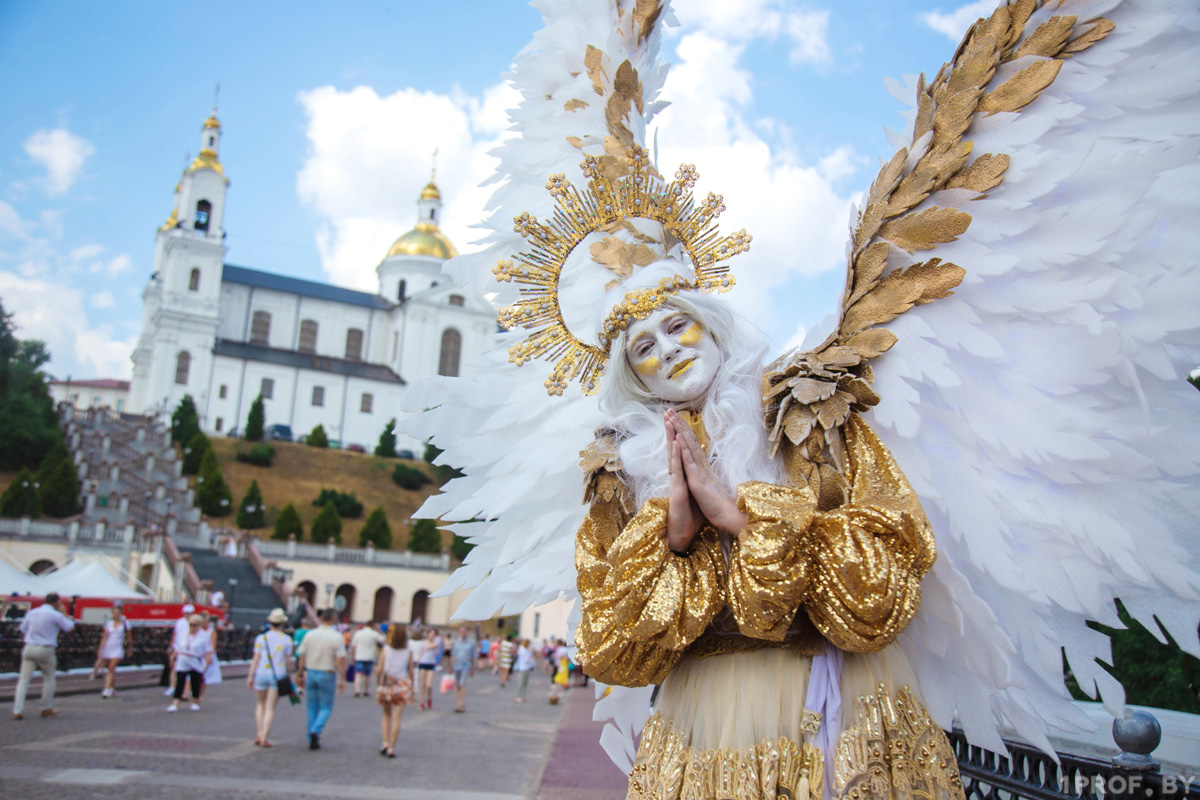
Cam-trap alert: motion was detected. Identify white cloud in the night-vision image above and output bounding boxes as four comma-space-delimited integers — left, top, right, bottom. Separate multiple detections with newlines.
89, 253, 132, 278
920, 0, 995, 42
23, 128, 96, 196
671, 0, 832, 65
90, 290, 115, 309
0, 271, 135, 378
296, 83, 518, 291
71, 243, 104, 261
0, 200, 33, 241
783, 321, 809, 352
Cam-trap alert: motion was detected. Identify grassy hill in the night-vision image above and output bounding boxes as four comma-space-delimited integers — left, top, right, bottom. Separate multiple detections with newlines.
206, 438, 447, 551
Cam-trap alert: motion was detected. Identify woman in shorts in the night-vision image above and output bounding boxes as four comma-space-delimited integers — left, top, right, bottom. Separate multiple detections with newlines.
376, 624, 413, 757
246, 608, 293, 746
415, 628, 441, 710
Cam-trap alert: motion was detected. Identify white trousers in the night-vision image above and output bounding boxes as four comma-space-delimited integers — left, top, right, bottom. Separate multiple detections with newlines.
13, 644, 57, 715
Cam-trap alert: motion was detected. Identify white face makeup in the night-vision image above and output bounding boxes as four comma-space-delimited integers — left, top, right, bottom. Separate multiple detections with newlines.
624, 307, 722, 404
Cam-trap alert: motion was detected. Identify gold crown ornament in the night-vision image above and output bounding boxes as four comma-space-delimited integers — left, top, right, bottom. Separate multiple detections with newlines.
494, 145, 751, 396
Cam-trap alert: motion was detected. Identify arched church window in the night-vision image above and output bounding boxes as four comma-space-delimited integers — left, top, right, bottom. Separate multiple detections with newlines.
448, 294, 464, 307
398, 280, 406, 302
345, 328, 364, 361
298, 319, 318, 354
189, 268, 200, 291
194, 200, 211, 232
175, 351, 190, 385
438, 329, 461, 377
251, 311, 271, 346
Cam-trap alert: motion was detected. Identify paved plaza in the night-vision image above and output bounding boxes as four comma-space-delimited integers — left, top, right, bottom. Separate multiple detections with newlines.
0, 666, 629, 800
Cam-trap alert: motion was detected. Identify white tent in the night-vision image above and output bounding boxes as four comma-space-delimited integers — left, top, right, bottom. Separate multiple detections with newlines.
37, 558, 145, 599
0, 559, 40, 594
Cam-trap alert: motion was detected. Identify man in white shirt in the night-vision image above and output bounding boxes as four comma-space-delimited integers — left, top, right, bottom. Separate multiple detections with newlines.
348, 622, 385, 697
13, 592, 75, 720
296, 609, 347, 750
164, 603, 195, 697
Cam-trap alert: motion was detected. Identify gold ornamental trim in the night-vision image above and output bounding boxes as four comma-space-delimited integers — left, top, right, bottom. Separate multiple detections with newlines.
494, 144, 750, 396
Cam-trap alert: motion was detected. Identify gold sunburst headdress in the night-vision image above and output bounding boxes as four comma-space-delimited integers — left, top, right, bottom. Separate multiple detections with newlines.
494, 144, 752, 396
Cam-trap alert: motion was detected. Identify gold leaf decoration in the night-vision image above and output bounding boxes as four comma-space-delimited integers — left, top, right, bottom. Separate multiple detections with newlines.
1063, 17, 1115, 55
1011, 15, 1077, 60
566, 136, 584, 149
564, 98, 590, 113
585, 45, 607, 97
847, 242, 891, 307
978, 58, 1063, 114
843, 328, 898, 360
590, 237, 659, 288
945, 153, 1009, 192
632, 0, 663, 45
879, 206, 972, 252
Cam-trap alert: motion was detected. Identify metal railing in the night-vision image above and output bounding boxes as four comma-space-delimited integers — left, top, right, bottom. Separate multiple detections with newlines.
949, 713, 1197, 800
252, 537, 450, 570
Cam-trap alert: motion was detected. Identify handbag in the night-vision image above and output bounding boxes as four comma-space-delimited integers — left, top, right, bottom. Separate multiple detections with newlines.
262, 633, 293, 698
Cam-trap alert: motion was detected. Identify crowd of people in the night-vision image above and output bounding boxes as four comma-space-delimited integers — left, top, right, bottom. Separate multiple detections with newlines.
9, 596, 584, 757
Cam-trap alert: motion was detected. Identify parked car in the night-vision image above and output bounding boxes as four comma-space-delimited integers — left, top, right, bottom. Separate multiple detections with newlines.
266, 424, 294, 442
345, 443, 366, 453
226, 426, 239, 438
397, 449, 415, 460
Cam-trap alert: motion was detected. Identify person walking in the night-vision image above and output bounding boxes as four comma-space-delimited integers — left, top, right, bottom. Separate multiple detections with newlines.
198, 613, 222, 700
376, 624, 413, 758
247, 608, 293, 747
349, 622, 385, 698
415, 628, 442, 710
12, 592, 74, 720
93, 602, 131, 698
497, 634, 516, 688
167, 614, 212, 712
165, 603, 195, 697
450, 626, 476, 713
476, 634, 490, 672
513, 639, 535, 703
295, 609, 346, 750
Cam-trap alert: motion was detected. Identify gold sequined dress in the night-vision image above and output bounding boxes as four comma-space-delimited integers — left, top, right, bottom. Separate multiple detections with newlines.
575, 413, 965, 800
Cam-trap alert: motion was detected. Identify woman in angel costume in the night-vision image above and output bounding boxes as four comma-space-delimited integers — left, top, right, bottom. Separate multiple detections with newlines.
409, 1, 1199, 798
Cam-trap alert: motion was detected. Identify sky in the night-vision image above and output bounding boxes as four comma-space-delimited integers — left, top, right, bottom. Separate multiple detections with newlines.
0, 0, 994, 380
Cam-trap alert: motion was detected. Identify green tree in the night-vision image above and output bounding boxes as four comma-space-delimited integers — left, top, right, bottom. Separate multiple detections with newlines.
374, 419, 397, 458
423, 439, 441, 463
451, 533, 474, 562
236, 480, 266, 529
310, 500, 342, 544
272, 502, 303, 541
311, 488, 363, 518
244, 394, 265, 441
182, 431, 211, 475
0, 302, 59, 471
0, 467, 42, 518
407, 518, 442, 553
196, 448, 232, 516
34, 439, 70, 485
306, 424, 329, 449
39, 457, 80, 518
391, 463, 431, 490
1067, 600, 1200, 713
358, 506, 393, 548
170, 395, 200, 445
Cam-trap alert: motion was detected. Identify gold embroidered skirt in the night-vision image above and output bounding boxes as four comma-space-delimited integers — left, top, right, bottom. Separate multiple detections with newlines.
626, 647, 964, 800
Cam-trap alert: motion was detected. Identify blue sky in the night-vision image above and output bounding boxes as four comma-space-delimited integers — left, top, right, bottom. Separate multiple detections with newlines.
0, 0, 989, 379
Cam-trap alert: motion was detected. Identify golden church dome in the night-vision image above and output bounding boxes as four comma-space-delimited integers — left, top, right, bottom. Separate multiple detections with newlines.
420, 181, 441, 200
204, 114, 221, 130
386, 222, 458, 259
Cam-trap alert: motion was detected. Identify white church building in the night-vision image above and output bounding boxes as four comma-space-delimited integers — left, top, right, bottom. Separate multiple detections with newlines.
129, 111, 495, 450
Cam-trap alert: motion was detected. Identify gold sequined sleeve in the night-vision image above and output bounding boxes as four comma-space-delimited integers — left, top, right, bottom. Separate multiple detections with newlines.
727, 480, 817, 641
805, 413, 936, 653
575, 472, 727, 687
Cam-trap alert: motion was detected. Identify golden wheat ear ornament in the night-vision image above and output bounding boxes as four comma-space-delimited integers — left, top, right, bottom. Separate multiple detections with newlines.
493, 144, 751, 396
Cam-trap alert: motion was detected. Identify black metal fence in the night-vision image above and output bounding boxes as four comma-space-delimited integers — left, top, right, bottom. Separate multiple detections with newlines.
949, 724, 1198, 800
0, 621, 255, 673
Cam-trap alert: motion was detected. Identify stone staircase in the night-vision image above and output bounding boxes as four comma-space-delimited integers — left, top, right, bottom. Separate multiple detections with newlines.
182, 546, 284, 627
